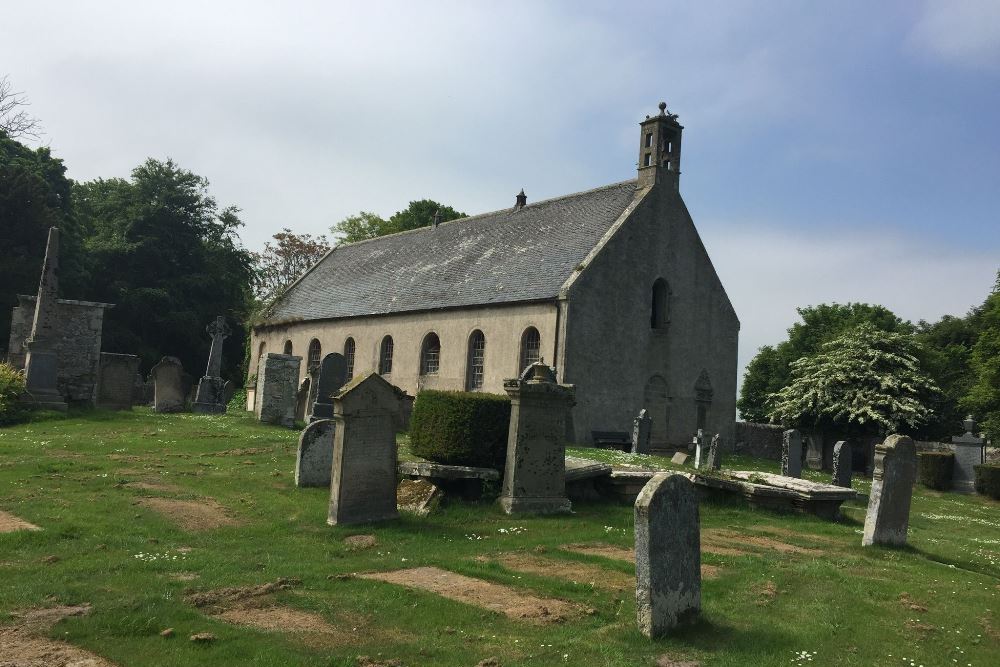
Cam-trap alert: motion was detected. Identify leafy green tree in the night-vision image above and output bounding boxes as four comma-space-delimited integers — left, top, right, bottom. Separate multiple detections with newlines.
962, 276, 1000, 442
913, 313, 981, 439
768, 323, 940, 435
331, 199, 466, 243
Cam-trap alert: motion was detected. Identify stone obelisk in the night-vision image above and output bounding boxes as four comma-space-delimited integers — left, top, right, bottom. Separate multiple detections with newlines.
22, 227, 68, 411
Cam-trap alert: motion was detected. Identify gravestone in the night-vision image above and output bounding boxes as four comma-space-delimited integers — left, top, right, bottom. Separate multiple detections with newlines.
254, 353, 301, 427
805, 433, 824, 471
499, 361, 575, 515
862, 434, 917, 547
832, 440, 852, 488
670, 452, 689, 465
295, 377, 311, 423
295, 419, 335, 487
693, 430, 706, 468
193, 316, 232, 414
309, 353, 348, 421
96, 353, 140, 410
635, 472, 701, 637
704, 433, 722, 471
328, 373, 403, 526
631, 409, 652, 454
21, 227, 67, 412
951, 416, 986, 494
150, 356, 186, 413
782, 429, 803, 478
222, 380, 235, 406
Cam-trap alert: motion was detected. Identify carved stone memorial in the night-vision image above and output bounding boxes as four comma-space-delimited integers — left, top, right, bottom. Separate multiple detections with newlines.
951, 416, 986, 494
295, 419, 335, 488
96, 353, 140, 410
150, 356, 186, 413
862, 434, 917, 548
631, 408, 652, 454
193, 316, 232, 414
832, 440, 853, 488
309, 353, 348, 421
782, 429, 803, 478
703, 433, 722, 471
254, 353, 301, 427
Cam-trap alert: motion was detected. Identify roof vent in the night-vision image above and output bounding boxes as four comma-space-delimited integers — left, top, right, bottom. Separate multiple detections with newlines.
514, 189, 527, 211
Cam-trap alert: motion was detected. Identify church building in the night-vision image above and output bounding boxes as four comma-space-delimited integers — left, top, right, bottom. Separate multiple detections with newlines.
250, 103, 739, 449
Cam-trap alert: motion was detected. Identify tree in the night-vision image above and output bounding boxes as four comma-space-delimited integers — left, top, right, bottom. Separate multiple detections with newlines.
252, 228, 331, 299
0, 76, 42, 140
768, 323, 940, 435
331, 199, 466, 243
962, 274, 1000, 442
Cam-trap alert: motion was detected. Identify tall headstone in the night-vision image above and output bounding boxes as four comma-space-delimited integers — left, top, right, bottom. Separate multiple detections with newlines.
328, 373, 403, 526
782, 429, 803, 478
693, 430, 706, 469
254, 353, 301, 427
499, 361, 575, 515
951, 416, 986, 494
150, 356, 186, 413
309, 353, 348, 421
294, 377, 311, 423
193, 316, 232, 414
805, 432, 824, 470
862, 434, 917, 547
631, 409, 652, 454
635, 472, 701, 637
832, 440, 853, 488
295, 419, 335, 488
704, 433, 722, 471
21, 227, 67, 412
96, 353, 140, 410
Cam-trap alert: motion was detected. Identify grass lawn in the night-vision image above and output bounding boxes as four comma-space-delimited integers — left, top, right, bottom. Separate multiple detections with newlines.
1, 408, 998, 666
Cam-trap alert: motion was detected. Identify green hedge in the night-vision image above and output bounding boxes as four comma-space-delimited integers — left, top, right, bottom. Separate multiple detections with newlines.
917, 451, 954, 490
0, 362, 27, 426
974, 464, 1000, 500
409, 390, 511, 469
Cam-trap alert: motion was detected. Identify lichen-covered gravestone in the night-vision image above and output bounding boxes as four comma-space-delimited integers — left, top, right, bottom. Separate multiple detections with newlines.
832, 440, 853, 488
327, 373, 403, 526
635, 472, 701, 637
309, 353, 348, 421
254, 353, 301, 427
295, 419, 335, 487
150, 356, 186, 413
631, 409, 652, 454
862, 434, 917, 547
782, 429, 803, 478
97, 353, 140, 410
703, 434, 722, 471
499, 361, 575, 515
951, 416, 986, 494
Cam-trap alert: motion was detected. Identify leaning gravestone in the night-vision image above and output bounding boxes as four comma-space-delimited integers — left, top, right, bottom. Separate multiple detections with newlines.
832, 441, 853, 488
295, 419, 335, 487
631, 409, 652, 454
635, 472, 701, 637
499, 361, 575, 515
782, 429, 803, 478
150, 356, 186, 413
328, 373, 403, 526
309, 353, 348, 421
862, 434, 917, 547
97, 352, 140, 410
294, 377, 311, 423
254, 353, 301, 427
703, 434, 722, 471
951, 416, 986, 494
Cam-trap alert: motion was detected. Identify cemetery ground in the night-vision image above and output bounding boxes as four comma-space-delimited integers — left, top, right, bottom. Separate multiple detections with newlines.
1, 411, 998, 667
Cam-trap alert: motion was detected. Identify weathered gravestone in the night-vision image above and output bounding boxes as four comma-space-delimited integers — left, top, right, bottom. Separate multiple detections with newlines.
150, 356, 186, 413
295, 419, 335, 488
309, 353, 348, 421
805, 433, 824, 471
499, 361, 575, 515
295, 377, 311, 423
951, 416, 986, 494
782, 429, 803, 478
254, 353, 301, 427
327, 373, 403, 526
631, 409, 652, 454
832, 440, 853, 488
635, 472, 701, 637
670, 452, 689, 465
693, 430, 706, 469
193, 316, 231, 414
862, 434, 917, 547
97, 353, 140, 410
703, 433, 722, 471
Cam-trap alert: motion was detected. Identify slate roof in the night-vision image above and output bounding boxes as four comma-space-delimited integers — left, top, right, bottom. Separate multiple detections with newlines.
264, 179, 640, 323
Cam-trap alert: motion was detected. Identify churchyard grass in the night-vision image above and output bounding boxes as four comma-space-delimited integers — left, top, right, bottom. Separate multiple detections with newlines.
1, 409, 997, 666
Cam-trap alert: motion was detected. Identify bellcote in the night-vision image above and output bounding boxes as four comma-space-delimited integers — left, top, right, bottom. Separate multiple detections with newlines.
637, 101, 683, 190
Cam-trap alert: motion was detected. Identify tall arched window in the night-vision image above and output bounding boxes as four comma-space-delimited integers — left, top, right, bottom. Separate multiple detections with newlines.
283, 340, 293, 355
420, 333, 441, 376
307, 339, 322, 368
466, 330, 486, 390
519, 327, 541, 374
378, 335, 394, 375
344, 337, 356, 380
651, 279, 670, 329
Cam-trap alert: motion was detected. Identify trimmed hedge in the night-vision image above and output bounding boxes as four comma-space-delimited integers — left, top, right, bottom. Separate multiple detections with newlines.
974, 464, 1000, 500
409, 390, 511, 469
917, 451, 954, 490
0, 362, 27, 426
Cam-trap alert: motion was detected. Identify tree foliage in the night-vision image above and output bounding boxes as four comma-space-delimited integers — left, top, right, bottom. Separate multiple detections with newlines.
331, 199, 466, 243
252, 228, 331, 300
962, 281, 1000, 442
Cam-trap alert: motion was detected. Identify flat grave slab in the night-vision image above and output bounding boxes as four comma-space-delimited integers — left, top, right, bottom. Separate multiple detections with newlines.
685, 470, 857, 520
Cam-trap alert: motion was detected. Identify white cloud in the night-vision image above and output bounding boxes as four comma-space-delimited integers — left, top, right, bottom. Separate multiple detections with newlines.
909, 0, 1000, 68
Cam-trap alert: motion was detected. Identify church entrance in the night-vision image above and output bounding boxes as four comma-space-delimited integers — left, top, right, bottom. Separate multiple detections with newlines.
643, 375, 669, 446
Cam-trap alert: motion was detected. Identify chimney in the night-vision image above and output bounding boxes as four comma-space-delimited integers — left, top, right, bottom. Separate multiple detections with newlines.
514, 189, 527, 211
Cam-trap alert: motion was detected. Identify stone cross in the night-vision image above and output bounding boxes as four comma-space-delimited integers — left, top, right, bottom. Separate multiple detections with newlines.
704, 433, 722, 471
862, 434, 917, 547
782, 429, 803, 478
631, 408, 652, 454
635, 472, 701, 637
202, 316, 231, 378
295, 419, 335, 487
21, 226, 67, 412
950, 416, 985, 493
192, 316, 232, 414
832, 440, 853, 488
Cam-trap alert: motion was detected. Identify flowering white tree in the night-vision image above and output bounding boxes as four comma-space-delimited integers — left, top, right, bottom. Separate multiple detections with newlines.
767, 322, 940, 433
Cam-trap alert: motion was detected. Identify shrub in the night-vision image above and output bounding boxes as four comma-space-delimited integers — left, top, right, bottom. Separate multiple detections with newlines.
409, 390, 511, 469
917, 451, 954, 490
974, 464, 1000, 500
0, 362, 27, 426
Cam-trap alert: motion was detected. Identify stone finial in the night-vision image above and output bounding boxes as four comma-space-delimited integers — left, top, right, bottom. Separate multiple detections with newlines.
963, 415, 976, 435
658, 101, 667, 115
514, 189, 527, 211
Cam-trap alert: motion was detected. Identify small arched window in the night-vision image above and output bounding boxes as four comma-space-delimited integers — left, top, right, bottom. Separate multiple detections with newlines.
466, 330, 486, 390
307, 339, 322, 368
519, 327, 541, 374
378, 336, 394, 375
651, 279, 670, 329
420, 333, 441, 376
283, 340, 293, 355
344, 337, 356, 380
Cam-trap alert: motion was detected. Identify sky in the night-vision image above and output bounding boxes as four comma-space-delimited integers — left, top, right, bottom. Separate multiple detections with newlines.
3, 0, 999, 391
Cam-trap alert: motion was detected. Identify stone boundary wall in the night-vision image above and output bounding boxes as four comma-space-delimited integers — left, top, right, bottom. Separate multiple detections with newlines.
734, 421, 784, 461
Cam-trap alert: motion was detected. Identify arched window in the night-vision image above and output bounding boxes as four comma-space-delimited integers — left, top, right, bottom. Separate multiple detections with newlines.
420, 333, 441, 376
466, 330, 486, 390
344, 337, 356, 380
307, 339, 322, 368
519, 327, 541, 374
378, 335, 394, 375
651, 279, 670, 329
283, 340, 293, 355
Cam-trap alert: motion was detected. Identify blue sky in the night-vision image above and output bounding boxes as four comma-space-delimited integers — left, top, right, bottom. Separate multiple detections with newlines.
3, 0, 998, 387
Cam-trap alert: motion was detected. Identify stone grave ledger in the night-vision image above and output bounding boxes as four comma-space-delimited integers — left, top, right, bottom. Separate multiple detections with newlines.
635, 472, 701, 637
309, 353, 348, 421
862, 434, 917, 547
782, 429, 803, 478
255, 353, 301, 427
951, 417, 986, 494
150, 356, 186, 413
295, 419, 335, 488
96, 353, 140, 410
